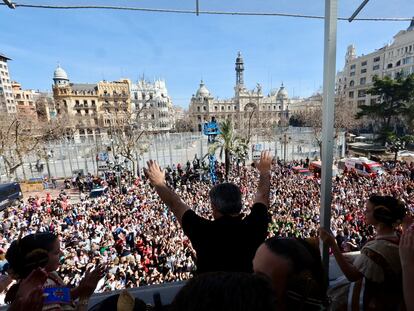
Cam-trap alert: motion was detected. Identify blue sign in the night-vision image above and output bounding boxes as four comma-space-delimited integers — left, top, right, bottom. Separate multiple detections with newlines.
97, 152, 109, 162
43, 287, 71, 305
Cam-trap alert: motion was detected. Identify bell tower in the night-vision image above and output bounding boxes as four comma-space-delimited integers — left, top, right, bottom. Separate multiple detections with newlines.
235, 51, 244, 87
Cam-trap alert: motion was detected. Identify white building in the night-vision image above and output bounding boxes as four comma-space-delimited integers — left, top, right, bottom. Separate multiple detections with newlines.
336, 19, 414, 114
189, 52, 293, 132
0, 53, 16, 114
130, 79, 174, 132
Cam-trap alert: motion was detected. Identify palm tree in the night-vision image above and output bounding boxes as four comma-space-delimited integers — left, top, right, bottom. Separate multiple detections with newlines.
209, 119, 248, 180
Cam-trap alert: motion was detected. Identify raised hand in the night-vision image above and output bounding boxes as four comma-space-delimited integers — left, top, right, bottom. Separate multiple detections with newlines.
256, 150, 273, 175
319, 228, 337, 247
145, 160, 166, 187
77, 265, 106, 299
10, 268, 48, 311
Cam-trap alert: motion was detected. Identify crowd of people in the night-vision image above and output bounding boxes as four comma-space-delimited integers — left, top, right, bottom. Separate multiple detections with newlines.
0, 153, 414, 310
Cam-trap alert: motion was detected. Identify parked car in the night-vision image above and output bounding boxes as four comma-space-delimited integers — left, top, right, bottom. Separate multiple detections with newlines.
292, 166, 313, 179
0, 182, 23, 211
309, 161, 340, 177
89, 187, 108, 199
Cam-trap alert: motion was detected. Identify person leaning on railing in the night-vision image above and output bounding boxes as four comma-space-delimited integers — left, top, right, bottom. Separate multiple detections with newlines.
320, 195, 407, 310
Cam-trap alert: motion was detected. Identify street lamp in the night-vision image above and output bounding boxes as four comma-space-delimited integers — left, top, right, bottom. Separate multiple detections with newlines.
279, 133, 292, 163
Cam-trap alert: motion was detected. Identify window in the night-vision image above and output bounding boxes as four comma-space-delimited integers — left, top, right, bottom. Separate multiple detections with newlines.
350, 64, 356, 70
221, 106, 224, 111
91, 100, 96, 107
396, 60, 401, 67
358, 90, 366, 98
197, 106, 200, 112
403, 57, 413, 65
360, 77, 366, 85
361, 61, 367, 66
214, 106, 218, 111
373, 64, 380, 70
349, 80, 355, 87
83, 100, 88, 106
361, 68, 367, 74
75, 100, 80, 106
357, 100, 365, 107
228, 105, 231, 110
355, 163, 364, 170
350, 72, 355, 76
203, 106, 206, 111
349, 91, 354, 98
387, 63, 393, 69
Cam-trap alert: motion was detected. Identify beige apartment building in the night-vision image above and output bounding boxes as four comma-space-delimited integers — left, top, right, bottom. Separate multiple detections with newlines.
12, 81, 39, 121
336, 19, 414, 114
52, 65, 131, 142
97, 79, 131, 131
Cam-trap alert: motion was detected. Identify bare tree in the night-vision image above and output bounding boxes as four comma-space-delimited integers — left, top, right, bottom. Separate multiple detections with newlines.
174, 116, 194, 133
110, 106, 148, 175
0, 116, 42, 179
291, 98, 361, 159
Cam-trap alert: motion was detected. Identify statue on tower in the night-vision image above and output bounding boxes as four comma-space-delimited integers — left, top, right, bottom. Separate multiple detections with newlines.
256, 83, 262, 95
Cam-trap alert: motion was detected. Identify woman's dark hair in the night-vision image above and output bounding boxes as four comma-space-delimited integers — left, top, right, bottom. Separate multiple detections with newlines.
264, 237, 328, 311
6, 232, 57, 279
170, 272, 277, 311
209, 183, 242, 215
369, 195, 406, 227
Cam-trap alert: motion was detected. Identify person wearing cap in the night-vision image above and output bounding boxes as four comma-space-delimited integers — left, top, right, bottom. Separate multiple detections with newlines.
145, 151, 272, 274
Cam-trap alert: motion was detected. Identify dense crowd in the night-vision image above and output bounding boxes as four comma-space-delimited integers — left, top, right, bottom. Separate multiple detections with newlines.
0, 158, 413, 300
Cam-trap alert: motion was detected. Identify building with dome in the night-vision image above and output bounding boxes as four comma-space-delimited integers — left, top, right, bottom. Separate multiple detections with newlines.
130, 78, 174, 132
188, 52, 294, 132
52, 65, 131, 142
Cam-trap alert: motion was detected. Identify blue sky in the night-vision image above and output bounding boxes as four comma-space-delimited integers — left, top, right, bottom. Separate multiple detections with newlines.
0, 0, 413, 107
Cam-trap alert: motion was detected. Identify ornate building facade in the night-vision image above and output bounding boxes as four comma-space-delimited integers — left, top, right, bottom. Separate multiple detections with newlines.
189, 52, 292, 132
52, 65, 131, 142
130, 79, 174, 132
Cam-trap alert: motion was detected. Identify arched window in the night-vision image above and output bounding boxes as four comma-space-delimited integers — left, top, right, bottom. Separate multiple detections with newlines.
349, 80, 355, 87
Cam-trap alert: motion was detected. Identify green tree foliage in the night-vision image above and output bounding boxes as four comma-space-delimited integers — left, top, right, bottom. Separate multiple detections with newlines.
209, 119, 248, 180
356, 74, 414, 142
